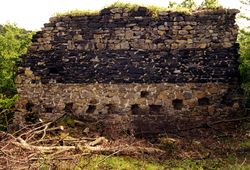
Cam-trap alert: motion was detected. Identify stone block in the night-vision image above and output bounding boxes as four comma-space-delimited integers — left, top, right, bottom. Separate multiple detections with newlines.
44, 44, 52, 50
198, 43, 207, 49
223, 42, 232, 48
178, 30, 189, 35
158, 25, 168, 31
113, 13, 121, 19
183, 25, 193, 30
120, 41, 130, 49
67, 41, 75, 50
157, 30, 165, 36
73, 34, 83, 41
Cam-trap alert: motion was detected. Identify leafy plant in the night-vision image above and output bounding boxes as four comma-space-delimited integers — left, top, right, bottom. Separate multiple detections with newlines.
168, 1, 178, 8
200, 0, 220, 9
0, 23, 33, 58
0, 57, 17, 97
0, 23, 33, 130
0, 23, 33, 99
238, 0, 250, 97
178, 0, 197, 9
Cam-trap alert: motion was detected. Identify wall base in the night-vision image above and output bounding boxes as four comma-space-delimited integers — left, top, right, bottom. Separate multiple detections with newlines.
16, 82, 245, 136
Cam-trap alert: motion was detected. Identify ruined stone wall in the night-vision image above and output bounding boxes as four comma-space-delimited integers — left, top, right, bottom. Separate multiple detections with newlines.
16, 7, 245, 135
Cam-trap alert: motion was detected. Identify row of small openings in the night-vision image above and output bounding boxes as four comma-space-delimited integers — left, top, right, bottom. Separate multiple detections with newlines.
63, 103, 163, 114
86, 104, 117, 114
63, 103, 118, 114
63, 103, 97, 113
25, 97, 211, 114
131, 104, 164, 114
62, 98, 210, 114
140, 91, 210, 107
172, 97, 210, 110
26, 102, 54, 113
131, 97, 211, 113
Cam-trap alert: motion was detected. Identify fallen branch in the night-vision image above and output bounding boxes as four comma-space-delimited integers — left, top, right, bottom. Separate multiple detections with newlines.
11, 121, 44, 136
85, 145, 165, 155
13, 136, 165, 156
0, 109, 8, 115
208, 116, 250, 126
19, 122, 52, 139
180, 116, 250, 131
13, 137, 76, 153
89, 137, 107, 146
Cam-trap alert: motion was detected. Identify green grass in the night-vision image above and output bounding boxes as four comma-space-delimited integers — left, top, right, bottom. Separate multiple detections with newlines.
39, 154, 250, 170
36, 131, 250, 169
54, 9, 99, 17
78, 155, 165, 170
106, 1, 139, 10
54, 2, 195, 17
148, 5, 192, 15
51, 155, 165, 170
240, 140, 250, 149
106, 2, 192, 14
53, 1, 230, 17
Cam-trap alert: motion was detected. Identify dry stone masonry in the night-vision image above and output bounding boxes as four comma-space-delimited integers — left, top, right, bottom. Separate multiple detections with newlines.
16, 7, 246, 136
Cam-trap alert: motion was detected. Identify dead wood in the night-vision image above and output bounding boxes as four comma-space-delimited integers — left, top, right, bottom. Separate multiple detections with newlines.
89, 137, 108, 146
180, 116, 250, 131
13, 136, 165, 155
13, 137, 76, 152
84, 145, 165, 155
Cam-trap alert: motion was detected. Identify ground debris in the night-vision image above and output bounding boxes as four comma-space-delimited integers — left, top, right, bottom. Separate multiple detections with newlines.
0, 115, 249, 169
